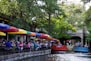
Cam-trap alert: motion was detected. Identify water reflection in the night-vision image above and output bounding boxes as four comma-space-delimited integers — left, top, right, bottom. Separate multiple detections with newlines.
48, 53, 91, 61
19, 53, 91, 61
48, 54, 69, 61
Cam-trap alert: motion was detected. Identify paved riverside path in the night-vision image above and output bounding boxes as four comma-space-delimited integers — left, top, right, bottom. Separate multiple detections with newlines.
0, 49, 51, 61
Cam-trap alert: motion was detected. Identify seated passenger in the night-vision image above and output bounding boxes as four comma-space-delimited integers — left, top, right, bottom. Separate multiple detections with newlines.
19, 41, 24, 52
84, 43, 88, 47
26, 41, 31, 51
57, 42, 62, 47
15, 41, 20, 50
4, 40, 12, 50
75, 41, 81, 47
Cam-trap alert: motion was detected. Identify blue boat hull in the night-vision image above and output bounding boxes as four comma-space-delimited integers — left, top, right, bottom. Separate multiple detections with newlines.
73, 46, 88, 53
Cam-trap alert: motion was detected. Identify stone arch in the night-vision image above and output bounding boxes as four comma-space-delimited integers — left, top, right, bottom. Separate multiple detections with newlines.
71, 36, 81, 41
70, 36, 81, 44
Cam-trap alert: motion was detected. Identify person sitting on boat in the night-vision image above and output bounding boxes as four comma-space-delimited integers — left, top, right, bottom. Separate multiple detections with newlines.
84, 43, 88, 47
57, 42, 62, 47
75, 41, 81, 47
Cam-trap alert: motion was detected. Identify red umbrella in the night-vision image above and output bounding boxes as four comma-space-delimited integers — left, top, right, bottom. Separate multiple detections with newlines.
40, 33, 50, 39
45, 37, 54, 40
0, 26, 19, 32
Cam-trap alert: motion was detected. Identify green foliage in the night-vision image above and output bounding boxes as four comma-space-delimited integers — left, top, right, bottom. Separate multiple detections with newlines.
60, 3, 85, 29
49, 16, 76, 38
0, 0, 76, 39
81, 0, 91, 4
0, 0, 19, 15
85, 7, 91, 24
84, 7, 91, 42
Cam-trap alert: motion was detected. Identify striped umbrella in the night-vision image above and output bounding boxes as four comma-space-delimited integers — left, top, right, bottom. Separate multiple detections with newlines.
0, 31, 6, 36
35, 33, 41, 37
0, 23, 10, 29
46, 37, 53, 40
27, 32, 36, 36
20, 31, 31, 36
8, 29, 27, 34
40, 33, 50, 39
0, 26, 19, 32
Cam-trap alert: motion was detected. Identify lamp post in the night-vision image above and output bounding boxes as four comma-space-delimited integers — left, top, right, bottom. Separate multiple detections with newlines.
80, 21, 86, 45
48, 13, 51, 35
83, 25, 86, 45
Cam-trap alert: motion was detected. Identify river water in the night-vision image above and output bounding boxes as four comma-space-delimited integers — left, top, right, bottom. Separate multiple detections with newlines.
19, 53, 91, 61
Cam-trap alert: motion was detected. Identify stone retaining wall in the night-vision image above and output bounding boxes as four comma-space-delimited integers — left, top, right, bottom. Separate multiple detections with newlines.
0, 49, 51, 61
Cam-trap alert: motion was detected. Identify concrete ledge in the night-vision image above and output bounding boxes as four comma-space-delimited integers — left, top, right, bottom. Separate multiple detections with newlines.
0, 49, 51, 61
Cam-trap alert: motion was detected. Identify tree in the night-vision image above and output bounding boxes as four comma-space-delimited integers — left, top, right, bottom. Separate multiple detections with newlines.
0, 0, 74, 39
84, 7, 91, 52
81, 0, 91, 4
60, 3, 85, 29
39, 0, 62, 34
0, 0, 44, 30
50, 15, 76, 38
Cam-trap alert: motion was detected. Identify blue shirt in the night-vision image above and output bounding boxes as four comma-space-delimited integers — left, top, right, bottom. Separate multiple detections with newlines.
5, 41, 12, 48
32, 42, 38, 48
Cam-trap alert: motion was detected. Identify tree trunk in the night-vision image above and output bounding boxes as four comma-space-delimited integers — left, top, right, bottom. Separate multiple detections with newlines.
83, 27, 85, 45
48, 13, 51, 35
89, 42, 91, 52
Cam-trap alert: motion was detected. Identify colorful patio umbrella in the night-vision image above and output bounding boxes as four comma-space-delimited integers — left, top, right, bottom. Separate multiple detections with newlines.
40, 33, 50, 39
0, 23, 10, 29
46, 37, 53, 40
0, 26, 19, 32
0, 31, 6, 36
26, 31, 31, 34
27, 32, 36, 36
35, 33, 41, 37
20, 31, 31, 36
39, 33, 53, 40
8, 29, 27, 34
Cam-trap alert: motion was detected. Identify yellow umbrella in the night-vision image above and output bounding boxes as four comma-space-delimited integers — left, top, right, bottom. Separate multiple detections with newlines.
0, 31, 6, 36
8, 29, 27, 34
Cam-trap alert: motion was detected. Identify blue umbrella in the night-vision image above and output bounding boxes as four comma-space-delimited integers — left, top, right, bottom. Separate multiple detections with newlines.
35, 33, 41, 37
0, 23, 10, 29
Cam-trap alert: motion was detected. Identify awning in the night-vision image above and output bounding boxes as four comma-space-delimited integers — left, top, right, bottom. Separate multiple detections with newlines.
0, 31, 6, 36
8, 29, 27, 34
0, 23, 10, 29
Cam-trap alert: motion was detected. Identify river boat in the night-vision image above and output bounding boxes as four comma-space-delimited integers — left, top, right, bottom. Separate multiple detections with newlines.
51, 45, 68, 53
73, 46, 88, 53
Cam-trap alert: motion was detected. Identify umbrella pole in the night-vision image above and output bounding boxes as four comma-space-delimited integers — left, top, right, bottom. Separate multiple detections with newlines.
6, 32, 8, 41
26, 35, 28, 42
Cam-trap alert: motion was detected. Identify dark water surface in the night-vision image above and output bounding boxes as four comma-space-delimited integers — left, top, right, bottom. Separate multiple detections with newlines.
18, 53, 91, 61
